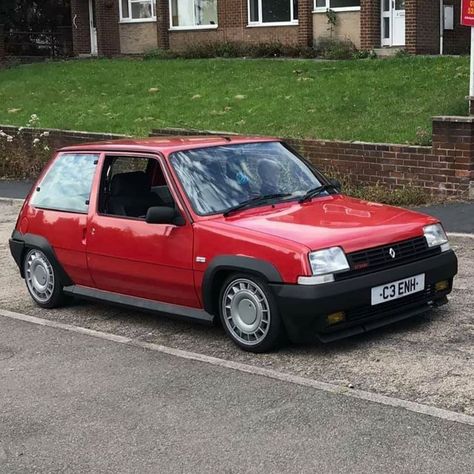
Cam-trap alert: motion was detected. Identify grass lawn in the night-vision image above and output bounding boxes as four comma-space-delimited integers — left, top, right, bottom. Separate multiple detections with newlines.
0, 56, 470, 144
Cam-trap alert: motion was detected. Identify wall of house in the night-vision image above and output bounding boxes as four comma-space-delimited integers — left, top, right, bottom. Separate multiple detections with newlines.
70, 0, 92, 55
120, 22, 157, 54
313, 11, 361, 48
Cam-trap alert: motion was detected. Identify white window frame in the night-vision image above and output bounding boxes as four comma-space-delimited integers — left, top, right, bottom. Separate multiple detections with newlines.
169, 0, 219, 31
313, 0, 360, 13
119, 0, 157, 23
247, 0, 299, 27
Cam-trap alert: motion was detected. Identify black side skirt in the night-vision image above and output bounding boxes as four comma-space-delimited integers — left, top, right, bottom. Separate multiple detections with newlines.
63, 285, 214, 325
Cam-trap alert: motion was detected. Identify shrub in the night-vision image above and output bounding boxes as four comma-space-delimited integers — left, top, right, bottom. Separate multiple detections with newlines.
144, 41, 319, 60
352, 49, 377, 60
143, 40, 372, 61
414, 127, 432, 146
315, 37, 357, 60
143, 48, 178, 60
0, 115, 52, 179
394, 48, 410, 58
347, 183, 429, 206
323, 166, 430, 206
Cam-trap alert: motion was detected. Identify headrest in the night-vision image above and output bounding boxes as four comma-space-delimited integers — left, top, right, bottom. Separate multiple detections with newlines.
110, 171, 150, 196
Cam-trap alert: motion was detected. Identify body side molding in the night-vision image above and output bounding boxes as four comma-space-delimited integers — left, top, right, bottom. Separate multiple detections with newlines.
64, 285, 214, 324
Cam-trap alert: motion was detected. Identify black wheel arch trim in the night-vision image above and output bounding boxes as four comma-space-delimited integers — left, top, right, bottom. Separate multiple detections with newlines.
9, 230, 73, 285
201, 255, 283, 314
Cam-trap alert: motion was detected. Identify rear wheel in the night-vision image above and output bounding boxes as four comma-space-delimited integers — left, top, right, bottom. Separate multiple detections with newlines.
23, 248, 66, 308
219, 274, 284, 353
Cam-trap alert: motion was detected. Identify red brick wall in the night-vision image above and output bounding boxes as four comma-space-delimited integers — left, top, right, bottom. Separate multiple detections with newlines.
360, 0, 380, 50
298, 0, 313, 47
71, 0, 92, 55
96, 0, 121, 56
157, 0, 170, 49
286, 118, 473, 197
406, 0, 440, 55
151, 117, 474, 199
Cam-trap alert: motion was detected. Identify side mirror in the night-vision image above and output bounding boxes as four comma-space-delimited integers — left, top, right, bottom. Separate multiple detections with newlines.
146, 206, 184, 225
329, 178, 342, 192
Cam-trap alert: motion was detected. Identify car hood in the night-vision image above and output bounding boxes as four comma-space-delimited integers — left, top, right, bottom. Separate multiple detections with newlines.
213, 195, 438, 253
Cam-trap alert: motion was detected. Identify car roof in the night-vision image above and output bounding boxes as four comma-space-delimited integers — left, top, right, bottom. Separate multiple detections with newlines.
58, 135, 279, 155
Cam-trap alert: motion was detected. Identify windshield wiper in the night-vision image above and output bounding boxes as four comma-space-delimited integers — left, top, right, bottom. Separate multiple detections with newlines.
298, 184, 338, 204
223, 193, 291, 217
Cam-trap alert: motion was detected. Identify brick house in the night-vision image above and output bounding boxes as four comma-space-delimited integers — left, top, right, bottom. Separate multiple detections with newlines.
70, 1, 470, 57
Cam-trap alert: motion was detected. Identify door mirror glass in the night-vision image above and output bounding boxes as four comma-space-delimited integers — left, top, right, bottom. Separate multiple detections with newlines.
146, 206, 183, 225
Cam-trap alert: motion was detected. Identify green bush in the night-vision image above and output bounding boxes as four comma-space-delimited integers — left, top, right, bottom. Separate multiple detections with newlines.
145, 41, 319, 60
323, 166, 430, 206
315, 37, 357, 60
143, 40, 375, 61
143, 48, 178, 60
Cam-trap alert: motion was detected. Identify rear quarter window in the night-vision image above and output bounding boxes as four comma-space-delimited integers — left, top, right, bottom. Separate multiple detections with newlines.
30, 153, 99, 213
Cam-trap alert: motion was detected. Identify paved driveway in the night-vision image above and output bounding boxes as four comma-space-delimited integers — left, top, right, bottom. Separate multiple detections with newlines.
1, 315, 473, 473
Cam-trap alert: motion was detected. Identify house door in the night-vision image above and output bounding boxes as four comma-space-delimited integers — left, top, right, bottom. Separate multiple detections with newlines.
382, 0, 406, 47
89, 0, 98, 55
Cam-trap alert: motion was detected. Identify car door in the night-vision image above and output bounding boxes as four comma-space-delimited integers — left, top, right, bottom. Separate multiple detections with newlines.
86, 153, 199, 308
25, 152, 99, 287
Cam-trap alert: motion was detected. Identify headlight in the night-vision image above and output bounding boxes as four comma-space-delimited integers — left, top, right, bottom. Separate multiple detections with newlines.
298, 247, 349, 285
424, 224, 450, 251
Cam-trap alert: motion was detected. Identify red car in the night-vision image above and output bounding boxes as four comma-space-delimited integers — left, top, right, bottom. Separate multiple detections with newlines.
9, 137, 457, 352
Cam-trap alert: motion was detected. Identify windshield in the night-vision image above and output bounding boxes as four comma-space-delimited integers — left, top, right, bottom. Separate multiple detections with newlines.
169, 142, 325, 216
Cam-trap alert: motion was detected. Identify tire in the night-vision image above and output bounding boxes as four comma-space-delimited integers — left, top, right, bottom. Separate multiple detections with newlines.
23, 248, 66, 309
219, 273, 285, 353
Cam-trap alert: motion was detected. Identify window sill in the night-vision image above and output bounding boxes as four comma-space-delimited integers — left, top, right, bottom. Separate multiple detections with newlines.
169, 25, 218, 31
246, 21, 299, 28
119, 18, 156, 24
313, 7, 361, 13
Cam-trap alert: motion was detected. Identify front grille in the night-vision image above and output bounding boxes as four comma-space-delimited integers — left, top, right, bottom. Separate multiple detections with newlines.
346, 285, 437, 322
336, 236, 441, 280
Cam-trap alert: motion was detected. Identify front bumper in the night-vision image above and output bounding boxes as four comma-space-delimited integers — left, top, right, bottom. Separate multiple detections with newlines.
269, 250, 458, 343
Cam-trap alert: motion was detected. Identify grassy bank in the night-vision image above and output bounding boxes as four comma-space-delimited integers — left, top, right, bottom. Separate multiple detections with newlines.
0, 56, 470, 144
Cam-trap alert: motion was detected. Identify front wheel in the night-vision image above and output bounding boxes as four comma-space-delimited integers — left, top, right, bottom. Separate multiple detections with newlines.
23, 248, 66, 309
219, 274, 285, 353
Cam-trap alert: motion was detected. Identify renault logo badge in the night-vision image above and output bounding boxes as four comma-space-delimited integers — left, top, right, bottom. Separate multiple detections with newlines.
389, 248, 396, 259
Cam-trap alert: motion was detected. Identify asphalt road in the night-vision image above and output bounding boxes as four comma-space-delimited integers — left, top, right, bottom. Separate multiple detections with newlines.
1, 315, 473, 473
0, 180, 473, 233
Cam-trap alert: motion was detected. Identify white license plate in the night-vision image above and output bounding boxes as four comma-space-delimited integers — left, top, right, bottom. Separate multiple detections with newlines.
371, 274, 425, 306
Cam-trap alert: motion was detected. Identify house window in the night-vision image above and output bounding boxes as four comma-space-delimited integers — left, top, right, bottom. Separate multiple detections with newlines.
120, 0, 156, 22
314, 0, 360, 11
170, 0, 218, 29
248, 0, 299, 25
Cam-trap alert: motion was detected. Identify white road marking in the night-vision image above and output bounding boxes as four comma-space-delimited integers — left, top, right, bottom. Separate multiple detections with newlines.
1, 308, 473, 427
